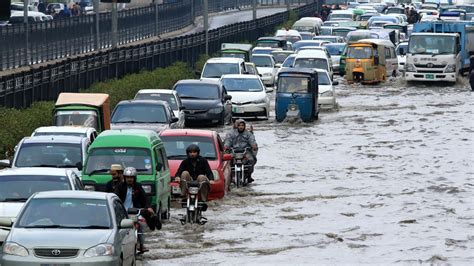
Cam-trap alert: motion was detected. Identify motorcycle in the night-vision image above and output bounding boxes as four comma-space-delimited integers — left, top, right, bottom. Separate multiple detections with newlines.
230, 147, 251, 187
180, 181, 207, 225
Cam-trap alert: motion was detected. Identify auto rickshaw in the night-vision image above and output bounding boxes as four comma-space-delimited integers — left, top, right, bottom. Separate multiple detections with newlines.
275, 68, 319, 122
54, 93, 111, 132
345, 39, 394, 84
220, 43, 253, 62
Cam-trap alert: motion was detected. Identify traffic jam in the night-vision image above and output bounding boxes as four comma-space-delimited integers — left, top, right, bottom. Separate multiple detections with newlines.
0, 0, 473, 265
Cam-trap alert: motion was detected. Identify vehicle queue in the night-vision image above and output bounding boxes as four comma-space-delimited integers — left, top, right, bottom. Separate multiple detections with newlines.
0, 0, 474, 265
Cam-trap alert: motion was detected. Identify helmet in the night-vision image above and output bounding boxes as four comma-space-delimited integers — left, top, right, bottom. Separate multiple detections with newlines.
123, 167, 137, 177
186, 144, 200, 155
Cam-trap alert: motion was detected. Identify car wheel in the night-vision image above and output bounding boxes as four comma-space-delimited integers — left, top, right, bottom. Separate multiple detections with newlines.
263, 109, 269, 120
161, 196, 171, 220
119, 255, 123, 266
156, 205, 163, 230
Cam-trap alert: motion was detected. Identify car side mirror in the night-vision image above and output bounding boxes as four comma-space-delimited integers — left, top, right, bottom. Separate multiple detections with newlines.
223, 154, 232, 161
224, 95, 232, 101
120, 218, 135, 229
259, 74, 263, 77
179, 106, 185, 111
332, 81, 339, 86
171, 117, 179, 123
156, 162, 163, 172
0, 217, 13, 227
76, 162, 83, 171
266, 87, 274, 93
275, 63, 282, 68
0, 159, 11, 168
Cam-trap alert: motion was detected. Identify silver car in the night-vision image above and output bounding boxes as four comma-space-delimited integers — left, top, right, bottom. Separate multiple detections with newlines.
0, 168, 83, 246
0, 191, 136, 265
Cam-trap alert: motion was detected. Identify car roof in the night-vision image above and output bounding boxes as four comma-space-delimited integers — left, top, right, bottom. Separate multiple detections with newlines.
22, 135, 86, 144
206, 57, 244, 63
175, 79, 220, 86
136, 89, 175, 95
278, 68, 317, 75
251, 53, 273, 57
92, 129, 160, 148
160, 129, 215, 138
221, 74, 260, 79
116, 99, 170, 107
296, 50, 328, 58
33, 126, 93, 134
33, 191, 111, 200
0, 167, 70, 177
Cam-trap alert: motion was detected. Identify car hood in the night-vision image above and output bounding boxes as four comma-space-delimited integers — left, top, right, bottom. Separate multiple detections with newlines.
168, 159, 219, 177
228, 91, 265, 104
9, 228, 114, 248
256, 67, 274, 74
0, 202, 25, 219
181, 99, 222, 110
318, 84, 333, 94
111, 123, 169, 133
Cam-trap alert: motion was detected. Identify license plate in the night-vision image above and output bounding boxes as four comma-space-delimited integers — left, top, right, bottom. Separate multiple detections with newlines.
232, 106, 245, 113
41, 264, 70, 266
172, 186, 181, 194
426, 74, 434, 79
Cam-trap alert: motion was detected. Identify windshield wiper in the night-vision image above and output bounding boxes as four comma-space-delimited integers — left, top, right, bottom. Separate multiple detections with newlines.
29, 164, 59, 168
134, 169, 148, 172
88, 168, 109, 175
69, 225, 110, 229
179, 96, 201, 99
1, 198, 28, 202
23, 224, 66, 228
167, 155, 187, 159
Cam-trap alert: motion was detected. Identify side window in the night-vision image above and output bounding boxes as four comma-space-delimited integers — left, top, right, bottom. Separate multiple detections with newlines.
385, 47, 391, 58
160, 148, 169, 170
75, 176, 84, 190
113, 200, 128, 225
240, 62, 246, 73
391, 48, 396, 59
217, 135, 224, 152
154, 146, 165, 172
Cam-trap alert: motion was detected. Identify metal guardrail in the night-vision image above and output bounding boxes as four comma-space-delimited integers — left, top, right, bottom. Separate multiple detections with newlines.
0, 1, 318, 109
0, 0, 311, 71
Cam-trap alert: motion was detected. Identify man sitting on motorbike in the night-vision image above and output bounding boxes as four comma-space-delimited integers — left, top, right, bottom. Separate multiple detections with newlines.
118, 167, 157, 253
175, 144, 214, 202
224, 119, 258, 183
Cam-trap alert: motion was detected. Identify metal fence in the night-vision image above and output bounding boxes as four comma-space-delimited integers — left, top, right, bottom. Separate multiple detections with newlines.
0, 0, 312, 71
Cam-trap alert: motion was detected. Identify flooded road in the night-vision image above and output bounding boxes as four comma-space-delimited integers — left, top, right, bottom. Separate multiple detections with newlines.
141, 77, 473, 264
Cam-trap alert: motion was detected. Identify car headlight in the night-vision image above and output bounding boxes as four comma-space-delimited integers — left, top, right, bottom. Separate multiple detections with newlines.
253, 98, 266, 104
263, 72, 273, 76
188, 187, 199, 195
405, 63, 416, 72
208, 107, 223, 114
320, 90, 334, 97
3, 242, 29, 257
84, 185, 95, 191
142, 185, 152, 194
84, 244, 114, 257
445, 64, 455, 73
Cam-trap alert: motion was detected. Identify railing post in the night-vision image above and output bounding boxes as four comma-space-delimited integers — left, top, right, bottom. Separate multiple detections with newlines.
203, 0, 209, 55
111, 1, 118, 48
94, 0, 100, 50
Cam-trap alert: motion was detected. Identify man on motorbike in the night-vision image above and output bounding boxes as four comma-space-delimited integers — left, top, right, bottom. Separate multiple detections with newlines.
175, 144, 214, 202
224, 119, 258, 183
106, 164, 123, 194
118, 167, 157, 253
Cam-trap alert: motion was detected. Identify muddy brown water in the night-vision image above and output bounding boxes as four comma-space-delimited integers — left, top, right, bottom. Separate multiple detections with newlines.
140, 77, 473, 264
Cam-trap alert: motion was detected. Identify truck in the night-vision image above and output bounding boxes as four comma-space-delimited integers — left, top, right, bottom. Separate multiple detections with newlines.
404, 21, 474, 83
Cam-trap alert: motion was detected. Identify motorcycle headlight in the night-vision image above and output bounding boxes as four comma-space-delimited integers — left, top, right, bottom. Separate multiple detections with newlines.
208, 107, 222, 114
253, 98, 266, 104
444, 64, 455, 73
405, 63, 416, 72
3, 242, 29, 257
188, 187, 199, 194
288, 104, 298, 111
84, 185, 95, 191
320, 90, 334, 97
141, 185, 152, 194
84, 244, 114, 257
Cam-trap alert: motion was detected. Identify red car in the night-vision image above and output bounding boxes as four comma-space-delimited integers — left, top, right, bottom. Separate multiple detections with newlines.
159, 129, 232, 201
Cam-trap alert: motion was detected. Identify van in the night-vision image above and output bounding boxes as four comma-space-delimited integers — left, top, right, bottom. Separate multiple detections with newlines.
327, 10, 355, 21
200, 58, 247, 80
293, 50, 334, 80
292, 19, 320, 35
81, 129, 171, 220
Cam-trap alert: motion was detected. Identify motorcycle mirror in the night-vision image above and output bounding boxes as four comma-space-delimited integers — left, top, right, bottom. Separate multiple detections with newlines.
223, 154, 232, 161
156, 162, 163, 172
127, 208, 139, 215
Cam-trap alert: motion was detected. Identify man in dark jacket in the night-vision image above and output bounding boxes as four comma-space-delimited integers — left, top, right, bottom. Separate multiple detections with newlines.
105, 164, 123, 195
175, 144, 214, 202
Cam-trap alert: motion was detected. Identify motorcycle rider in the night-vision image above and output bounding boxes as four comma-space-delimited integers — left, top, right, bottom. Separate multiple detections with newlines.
175, 144, 214, 202
224, 119, 258, 183
105, 164, 123, 194
118, 167, 157, 253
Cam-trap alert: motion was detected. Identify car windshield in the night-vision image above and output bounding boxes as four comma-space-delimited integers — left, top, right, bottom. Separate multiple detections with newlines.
222, 78, 263, 92
251, 56, 273, 67
282, 56, 296, 67
55, 110, 99, 130
396, 44, 408, 55
278, 77, 310, 93
34, 132, 86, 138
17, 198, 111, 229
347, 32, 377, 42
252, 49, 273, 55
333, 30, 351, 38
293, 26, 314, 33
161, 136, 217, 160
294, 58, 328, 70
272, 53, 291, 63
408, 35, 456, 54
0, 175, 72, 202
347, 46, 373, 59
175, 84, 219, 100
299, 33, 313, 40
202, 63, 240, 78
135, 93, 178, 110
317, 72, 331, 85
293, 42, 320, 50
256, 41, 281, 48
15, 143, 82, 168
85, 148, 153, 175
320, 27, 332, 35
324, 44, 345, 55
111, 104, 168, 124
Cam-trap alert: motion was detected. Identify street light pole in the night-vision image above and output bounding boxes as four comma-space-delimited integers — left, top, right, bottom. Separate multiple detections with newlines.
24, 0, 29, 65
111, 0, 118, 48
203, 0, 209, 55
94, 0, 100, 50
252, 0, 257, 21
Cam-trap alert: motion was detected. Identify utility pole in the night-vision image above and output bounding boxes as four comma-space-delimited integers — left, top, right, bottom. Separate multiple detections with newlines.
203, 0, 209, 55
286, 0, 290, 11
94, 0, 100, 50
154, 0, 159, 36
252, 0, 257, 20
24, 0, 29, 65
111, 0, 118, 48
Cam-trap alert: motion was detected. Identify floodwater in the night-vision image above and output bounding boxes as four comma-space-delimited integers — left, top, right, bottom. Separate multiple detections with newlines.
141, 77, 473, 264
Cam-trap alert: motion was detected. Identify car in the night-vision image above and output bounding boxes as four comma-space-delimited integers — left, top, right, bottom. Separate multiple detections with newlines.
312, 35, 345, 43
293, 49, 334, 80
110, 100, 182, 133
160, 129, 232, 201
250, 54, 278, 86
293, 40, 330, 51
271, 50, 294, 65
275, 29, 302, 44
0, 168, 83, 246
296, 46, 332, 65
0, 191, 136, 265
32, 126, 98, 144
251, 47, 278, 56
299, 31, 315, 40
200, 57, 247, 80
323, 43, 346, 75
46, 2, 66, 13
275, 54, 297, 82
172, 79, 232, 126
396, 41, 408, 73
315, 69, 338, 110
134, 89, 185, 128
244, 62, 260, 76
1, 136, 90, 176
221, 74, 271, 119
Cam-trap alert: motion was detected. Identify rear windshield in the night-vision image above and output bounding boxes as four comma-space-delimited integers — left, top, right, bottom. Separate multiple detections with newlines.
0, 175, 72, 202
202, 63, 240, 78
135, 93, 178, 110
294, 58, 328, 70
15, 143, 82, 168
251, 56, 273, 67
111, 103, 168, 124
175, 84, 219, 100
347, 46, 373, 59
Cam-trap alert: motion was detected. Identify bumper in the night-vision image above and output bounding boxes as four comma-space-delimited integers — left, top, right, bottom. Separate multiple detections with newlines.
232, 103, 267, 117
333, 64, 340, 74
318, 96, 336, 109
398, 63, 405, 72
260, 75, 274, 85
1, 254, 120, 266
185, 112, 222, 124
405, 72, 457, 82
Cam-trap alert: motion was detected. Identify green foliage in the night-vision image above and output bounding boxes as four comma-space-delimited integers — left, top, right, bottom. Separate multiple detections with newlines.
276, 9, 299, 33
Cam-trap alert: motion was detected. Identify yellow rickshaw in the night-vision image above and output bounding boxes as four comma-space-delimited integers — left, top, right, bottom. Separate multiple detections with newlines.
345, 39, 395, 84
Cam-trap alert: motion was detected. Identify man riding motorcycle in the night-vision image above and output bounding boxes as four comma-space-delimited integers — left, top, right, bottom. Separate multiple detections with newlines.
224, 119, 258, 183
175, 144, 214, 202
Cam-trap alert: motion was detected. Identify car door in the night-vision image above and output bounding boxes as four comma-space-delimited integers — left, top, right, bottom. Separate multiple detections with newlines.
174, 93, 186, 128
154, 145, 170, 213
217, 134, 231, 192
113, 199, 135, 265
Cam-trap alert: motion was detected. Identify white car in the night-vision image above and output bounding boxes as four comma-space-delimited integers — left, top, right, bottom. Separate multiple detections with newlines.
293, 49, 334, 80
275, 29, 302, 44
276, 54, 296, 83
315, 69, 338, 110
221, 74, 271, 119
323, 43, 346, 75
252, 47, 278, 56
201, 57, 247, 81
250, 54, 278, 86
134, 89, 185, 128
32, 126, 98, 143
396, 42, 408, 73
0, 167, 82, 244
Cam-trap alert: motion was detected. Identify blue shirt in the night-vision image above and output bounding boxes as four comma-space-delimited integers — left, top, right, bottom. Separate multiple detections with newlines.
124, 187, 133, 210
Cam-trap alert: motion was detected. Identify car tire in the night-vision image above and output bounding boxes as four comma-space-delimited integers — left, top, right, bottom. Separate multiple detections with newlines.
161, 196, 171, 220
156, 205, 163, 230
